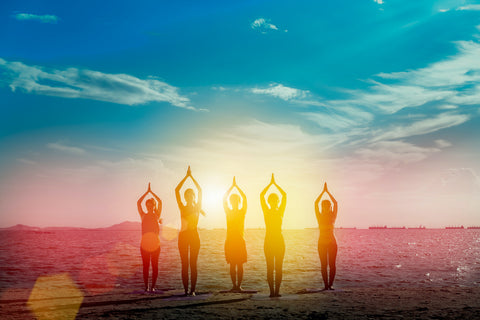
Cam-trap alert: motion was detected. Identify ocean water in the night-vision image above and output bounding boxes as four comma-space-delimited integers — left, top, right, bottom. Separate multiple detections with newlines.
0, 229, 479, 295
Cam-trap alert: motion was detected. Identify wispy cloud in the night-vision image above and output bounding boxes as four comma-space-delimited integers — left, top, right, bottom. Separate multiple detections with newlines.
457, 5, 480, 11
17, 158, 37, 165
299, 36, 480, 143
13, 13, 58, 24
355, 140, 441, 166
373, 0, 384, 4
251, 83, 308, 101
435, 139, 452, 148
251, 18, 284, 33
0, 58, 194, 109
47, 142, 86, 155
371, 112, 469, 142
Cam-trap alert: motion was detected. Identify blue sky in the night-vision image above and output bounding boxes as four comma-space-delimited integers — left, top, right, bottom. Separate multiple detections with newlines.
1, 0, 480, 228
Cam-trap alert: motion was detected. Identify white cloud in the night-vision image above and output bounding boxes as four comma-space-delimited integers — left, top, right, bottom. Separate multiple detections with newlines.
13, 13, 58, 24
457, 5, 480, 11
300, 38, 480, 142
251, 18, 279, 33
371, 112, 469, 142
377, 41, 480, 88
251, 83, 309, 101
435, 139, 452, 148
355, 140, 440, 166
47, 142, 86, 155
0, 58, 193, 109
437, 104, 458, 110
351, 82, 454, 113
373, 0, 384, 4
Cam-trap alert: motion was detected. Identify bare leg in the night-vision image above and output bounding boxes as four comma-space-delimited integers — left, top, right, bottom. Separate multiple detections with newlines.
178, 235, 189, 295
189, 232, 200, 295
141, 249, 150, 291
265, 252, 275, 297
318, 242, 329, 290
151, 248, 160, 290
237, 263, 244, 290
229, 263, 236, 291
328, 242, 338, 290
274, 247, 285, 297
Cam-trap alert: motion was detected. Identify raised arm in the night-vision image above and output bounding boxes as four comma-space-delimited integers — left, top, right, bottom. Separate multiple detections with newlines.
150, 188, 163, 220
237, 183, 247, 214
324, 183, 338, 218
223, 179, 235, 213
175, 171, 189, 208
260, 174, 274, 212
315, 185, 326, 217
273, 180, 287, 214
190, 173, 202, 209
137, 185, 149, 217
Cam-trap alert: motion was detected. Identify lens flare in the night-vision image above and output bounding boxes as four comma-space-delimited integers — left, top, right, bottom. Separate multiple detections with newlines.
141, 232, 161, 252
161, 224, 179, 241
27, 273, 83, 320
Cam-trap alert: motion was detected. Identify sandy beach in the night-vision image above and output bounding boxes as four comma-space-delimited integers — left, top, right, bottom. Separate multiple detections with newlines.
1, 286, 479, 319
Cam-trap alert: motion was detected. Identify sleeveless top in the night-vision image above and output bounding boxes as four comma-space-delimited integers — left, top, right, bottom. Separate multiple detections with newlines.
180, 203, 200, 232
264, 211, 283, 237
317, 212, 336, 239
142, 213, 160, 235
226, 210, 246, 239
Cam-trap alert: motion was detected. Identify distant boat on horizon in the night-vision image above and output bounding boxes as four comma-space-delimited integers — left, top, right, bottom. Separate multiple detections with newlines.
408, 225, 426, 229
369, 225, 387, 229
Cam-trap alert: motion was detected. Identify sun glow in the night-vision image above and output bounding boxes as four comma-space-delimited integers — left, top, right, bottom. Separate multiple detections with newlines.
202, 184, 226, 224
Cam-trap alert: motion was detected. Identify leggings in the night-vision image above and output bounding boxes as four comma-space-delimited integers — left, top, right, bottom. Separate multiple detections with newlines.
318, 238, 337, 288
140, 247, 160, 288
178, 230, 200, 293
264, 233, 285, 294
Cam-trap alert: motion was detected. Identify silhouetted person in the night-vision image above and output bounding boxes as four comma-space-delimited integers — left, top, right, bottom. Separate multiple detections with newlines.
175, 166, 205, 296
315, 182, 338, 290
223, 176, 247, 292
137, 183, 162, 292
260, 174, 286, 297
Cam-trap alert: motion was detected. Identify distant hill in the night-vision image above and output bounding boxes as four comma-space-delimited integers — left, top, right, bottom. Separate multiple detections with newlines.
2, 224, 42, 231
0, 221, 172, 232
98, 221, 141, 231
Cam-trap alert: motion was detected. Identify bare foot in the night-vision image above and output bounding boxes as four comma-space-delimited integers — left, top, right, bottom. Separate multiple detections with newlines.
188, 291, 196, 296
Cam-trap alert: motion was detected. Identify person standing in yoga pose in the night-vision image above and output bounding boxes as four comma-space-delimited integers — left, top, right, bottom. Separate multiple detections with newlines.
137, 183, 162, 292
223, 176, 247, 292
315, 182, 338, 290
175, 166, 205, 296
260, 174, 286, 297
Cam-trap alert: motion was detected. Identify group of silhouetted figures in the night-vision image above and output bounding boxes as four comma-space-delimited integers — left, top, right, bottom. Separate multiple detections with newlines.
137, 167, 338, 297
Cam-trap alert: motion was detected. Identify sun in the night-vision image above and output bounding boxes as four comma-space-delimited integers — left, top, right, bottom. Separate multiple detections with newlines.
201, 184, 227, 223
203, 185, 225, 210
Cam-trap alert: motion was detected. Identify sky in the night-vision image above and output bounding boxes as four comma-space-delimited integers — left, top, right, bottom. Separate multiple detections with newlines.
1, 0, 480, 229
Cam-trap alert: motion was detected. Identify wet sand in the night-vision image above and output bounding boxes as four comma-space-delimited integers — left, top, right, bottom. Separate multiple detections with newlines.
2, 286, 479, 319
